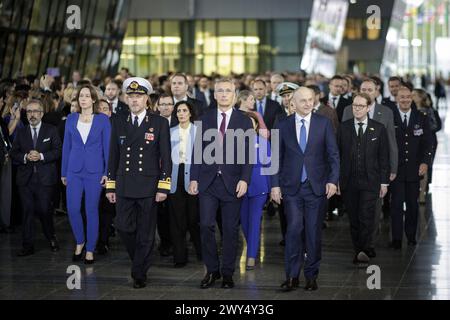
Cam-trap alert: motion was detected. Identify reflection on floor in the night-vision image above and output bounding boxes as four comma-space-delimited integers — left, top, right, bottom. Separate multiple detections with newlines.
0, 108, 449, 300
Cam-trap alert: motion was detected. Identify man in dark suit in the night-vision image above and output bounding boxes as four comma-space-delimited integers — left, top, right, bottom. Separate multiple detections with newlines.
308, 85, 339, 133
155, 93, 176, 257
189, 78, 253, 289
194, 76, 216, 108
271, 87, 340, 292
338, 93, 390, 266
321, 75, 351, 122
342, 79, 398, 257
105, 80, 129, 116
390, 86, 432, 249
106, 78, 172, 289
171, 73, 207, 117
10, 99, 62, 256
382, 77, 402, 111
252, 79, 284, 131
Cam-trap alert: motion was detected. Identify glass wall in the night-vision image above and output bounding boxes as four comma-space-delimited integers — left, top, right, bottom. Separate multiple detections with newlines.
120, 19, 309, 76
397, 0, 450, 80
0, 0, 130, 79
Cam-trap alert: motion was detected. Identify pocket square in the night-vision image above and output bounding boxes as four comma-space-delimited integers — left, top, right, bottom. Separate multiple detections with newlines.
43, 138, 51, 143
371, 138, 377, 141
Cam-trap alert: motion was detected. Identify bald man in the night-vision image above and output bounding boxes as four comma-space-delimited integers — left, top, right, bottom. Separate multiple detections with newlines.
271, 87, 340, 292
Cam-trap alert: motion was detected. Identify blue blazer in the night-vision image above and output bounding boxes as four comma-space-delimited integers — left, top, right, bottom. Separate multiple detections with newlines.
62, 113, 111, 177
248, 135, 271, 197
170, 123, 197, 194
271, 113, 340, 196
190, 108, 253, 195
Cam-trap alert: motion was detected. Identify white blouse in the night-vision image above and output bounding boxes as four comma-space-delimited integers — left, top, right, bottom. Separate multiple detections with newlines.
77, 120, 92, 144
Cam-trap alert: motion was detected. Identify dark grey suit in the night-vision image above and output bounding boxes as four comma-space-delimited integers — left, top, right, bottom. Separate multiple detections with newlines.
342, 103, 398, 249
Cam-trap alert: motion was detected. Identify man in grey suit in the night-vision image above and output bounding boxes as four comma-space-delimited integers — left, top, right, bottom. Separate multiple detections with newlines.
342, 79, 398, 257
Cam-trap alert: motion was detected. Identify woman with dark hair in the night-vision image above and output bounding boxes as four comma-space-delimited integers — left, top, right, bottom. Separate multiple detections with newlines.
412, 89, 442, 202
61, 85, 111, 264
167, 100, 201, 267
238, 111, 271, 270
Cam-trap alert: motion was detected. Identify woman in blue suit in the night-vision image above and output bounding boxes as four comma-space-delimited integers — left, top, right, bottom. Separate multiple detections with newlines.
62, 85, 111, 264
168, 100, 201, 267
240, 112, 271, 271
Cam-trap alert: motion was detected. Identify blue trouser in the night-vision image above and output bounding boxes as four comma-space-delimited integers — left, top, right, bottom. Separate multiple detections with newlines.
240, 194, 267, 259
66, 169, 103, 252
283, 181, 326, 280
199, 175, 242, 277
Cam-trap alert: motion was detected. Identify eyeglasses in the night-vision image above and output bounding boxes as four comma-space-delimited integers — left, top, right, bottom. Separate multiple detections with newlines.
26, 110, 43, 115
216, 89, 234, 94
352, 104, 368, 110
158, 103, 174, 107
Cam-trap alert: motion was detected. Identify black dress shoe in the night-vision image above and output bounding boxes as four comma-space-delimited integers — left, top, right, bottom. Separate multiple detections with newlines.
280, 278, 299, 292
133, 279, 147, 289
390, 240, 402, 250
408, 240, 417, 246
304, 279, 318, 291
84, 257, 95, 265
366, 248, 376, 258
72, 246, 85, 262
221, 276, 234, 289
200, 272, 221, 289
17, 247, 34, 257
50, 239, 60, 252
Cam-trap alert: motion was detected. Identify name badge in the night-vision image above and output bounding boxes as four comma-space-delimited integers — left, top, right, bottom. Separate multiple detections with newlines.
413, 129, 423, 136
145, 133, 154, 141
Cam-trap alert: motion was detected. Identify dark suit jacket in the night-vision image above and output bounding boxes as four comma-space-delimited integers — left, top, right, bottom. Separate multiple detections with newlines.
393, 108, 433, 182
194, 88, 215, 108
107, 111, 172, 198
190, 108, 254, 196
115, 100, 130, 117
337, 119, 390, 192
321, 95, 351, 123
187, 97, 208, 118
271, 113, 340, 196
10, 123, 62, 186
255, 98, 284, 131
0, 118, 11, 164
314, 103, 339, 133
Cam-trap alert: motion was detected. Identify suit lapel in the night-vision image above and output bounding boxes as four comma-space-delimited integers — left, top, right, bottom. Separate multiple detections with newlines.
287, 115, 302, 155
304, 114, 316, 155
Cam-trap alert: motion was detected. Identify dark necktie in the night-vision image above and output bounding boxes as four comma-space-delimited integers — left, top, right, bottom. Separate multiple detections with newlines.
403, 114, 408, 129
332, 97, 337, 108
219, 112, 226, 138
358, 122, 364, 140
133, 116, 139, 128
32, 127, 38, 148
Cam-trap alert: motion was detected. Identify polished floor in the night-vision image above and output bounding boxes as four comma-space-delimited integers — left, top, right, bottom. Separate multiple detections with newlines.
1, 106, 449, 300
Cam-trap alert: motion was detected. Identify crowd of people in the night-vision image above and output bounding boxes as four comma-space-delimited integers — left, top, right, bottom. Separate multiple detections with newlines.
0, 67, 443, 291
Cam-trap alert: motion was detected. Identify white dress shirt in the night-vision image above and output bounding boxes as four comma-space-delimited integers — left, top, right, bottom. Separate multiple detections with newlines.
131, 109, 147, 127
109, 98, 119, 114
77, 120, 92, 144
329, 94, 340, 109
174, 96, 188, 105
354, 117, 368, 135
179, 123, 191, 164
397, 107, 412, 126
368, 103, 376, 119
295, 112, 312, 144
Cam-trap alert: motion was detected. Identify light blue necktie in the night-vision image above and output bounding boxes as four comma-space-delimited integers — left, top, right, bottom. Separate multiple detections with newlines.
299, 119, 307, 183
258, 101, 264, 116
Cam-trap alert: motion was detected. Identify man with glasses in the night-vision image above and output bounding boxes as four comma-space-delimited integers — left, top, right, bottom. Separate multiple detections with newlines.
10, 99, 62, 256
342, 79, 398, 258
337, 93, 390, 266
157, 93, 178, 128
